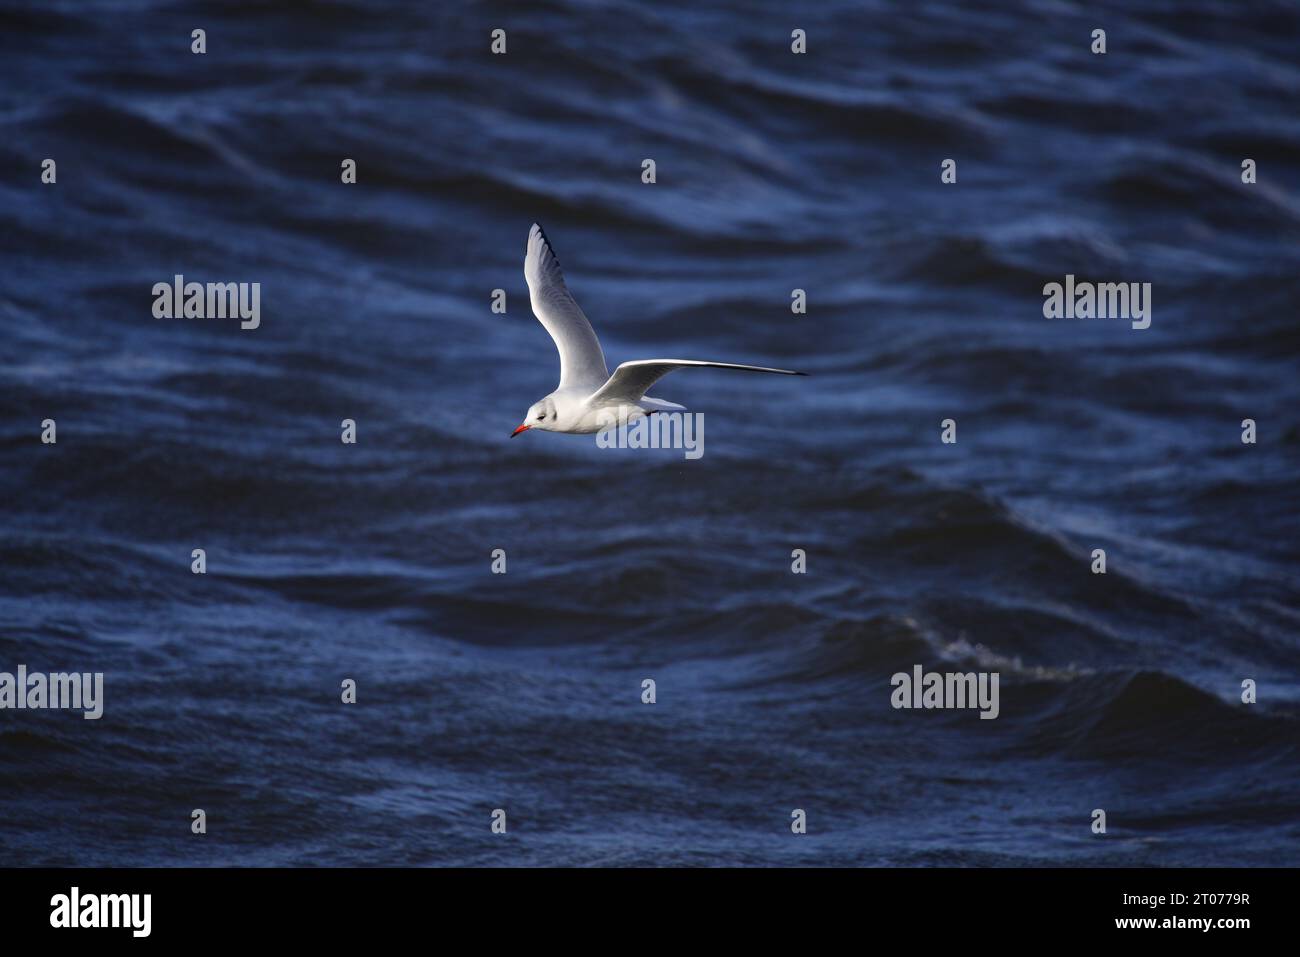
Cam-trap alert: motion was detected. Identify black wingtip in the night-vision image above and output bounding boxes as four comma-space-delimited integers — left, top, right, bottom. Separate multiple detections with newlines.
531, 222, 559, 267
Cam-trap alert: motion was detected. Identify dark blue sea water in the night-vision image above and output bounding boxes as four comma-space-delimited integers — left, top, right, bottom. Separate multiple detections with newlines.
1, 0, 1298, 866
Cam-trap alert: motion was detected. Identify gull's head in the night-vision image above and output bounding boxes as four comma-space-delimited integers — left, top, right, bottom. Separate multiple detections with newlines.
511, 397, 557, 437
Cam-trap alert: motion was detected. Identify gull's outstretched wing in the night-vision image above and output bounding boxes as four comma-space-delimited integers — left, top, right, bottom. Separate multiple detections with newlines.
524, 223, 609, 391
589, 359, 806, 405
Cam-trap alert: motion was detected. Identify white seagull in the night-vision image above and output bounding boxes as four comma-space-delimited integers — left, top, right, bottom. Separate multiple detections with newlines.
512, 223, 805, 437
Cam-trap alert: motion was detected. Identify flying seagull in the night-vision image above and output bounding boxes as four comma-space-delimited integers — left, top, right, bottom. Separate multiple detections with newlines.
512, 224, 805, 437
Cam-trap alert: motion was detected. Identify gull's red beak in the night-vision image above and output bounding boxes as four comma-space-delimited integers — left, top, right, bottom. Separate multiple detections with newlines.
511, 424, 532, 438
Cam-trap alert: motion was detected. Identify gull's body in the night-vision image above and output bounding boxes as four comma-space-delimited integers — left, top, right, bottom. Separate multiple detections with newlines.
512, 224, 804, 436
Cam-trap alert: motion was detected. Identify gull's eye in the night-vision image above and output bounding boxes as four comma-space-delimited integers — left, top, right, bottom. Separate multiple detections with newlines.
536, 412, 545, 420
